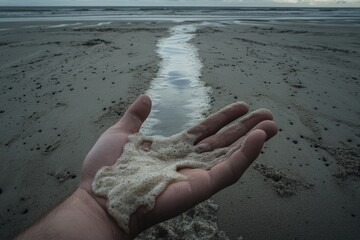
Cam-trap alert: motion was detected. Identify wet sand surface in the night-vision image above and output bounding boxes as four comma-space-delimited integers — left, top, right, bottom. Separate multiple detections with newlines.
0, 21, 360, 239
195, 23, 360, 239
0, 21, 167, 239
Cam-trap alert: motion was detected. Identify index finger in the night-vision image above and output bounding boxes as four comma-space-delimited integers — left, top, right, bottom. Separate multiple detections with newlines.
187, 102, 249, 144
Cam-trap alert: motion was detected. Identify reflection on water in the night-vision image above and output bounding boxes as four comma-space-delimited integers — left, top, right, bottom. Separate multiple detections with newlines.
141, 24, 211, 136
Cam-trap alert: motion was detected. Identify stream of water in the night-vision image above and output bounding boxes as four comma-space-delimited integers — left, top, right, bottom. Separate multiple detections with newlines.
141, 24, 211, 136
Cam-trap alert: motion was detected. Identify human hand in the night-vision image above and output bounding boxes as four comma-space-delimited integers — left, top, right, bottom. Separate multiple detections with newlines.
79, 95, 277, 238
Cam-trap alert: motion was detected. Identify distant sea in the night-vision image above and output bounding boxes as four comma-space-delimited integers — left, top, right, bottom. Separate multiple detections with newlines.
0, 6, 360, 24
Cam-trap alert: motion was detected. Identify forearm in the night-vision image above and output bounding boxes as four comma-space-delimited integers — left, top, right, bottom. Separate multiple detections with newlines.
16, 188, 124, 240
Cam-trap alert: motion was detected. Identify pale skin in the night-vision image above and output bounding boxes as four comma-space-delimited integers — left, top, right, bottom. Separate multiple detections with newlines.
17, 95, 277, 239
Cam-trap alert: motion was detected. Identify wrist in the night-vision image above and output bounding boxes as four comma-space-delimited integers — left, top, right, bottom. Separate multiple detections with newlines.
78, 182, 146, 238
71, 187, 127, 240
17, 188, 127, 240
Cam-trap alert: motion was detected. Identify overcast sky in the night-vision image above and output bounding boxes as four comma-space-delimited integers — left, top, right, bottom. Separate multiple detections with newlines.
0, 0, 359, 7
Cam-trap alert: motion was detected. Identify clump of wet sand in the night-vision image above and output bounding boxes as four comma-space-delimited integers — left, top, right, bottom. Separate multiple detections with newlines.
304, 135, 360, 179
92, 131, 238, 232
137, 199, 229, 240
330, 146, 360, 179
253, 163, 313, 197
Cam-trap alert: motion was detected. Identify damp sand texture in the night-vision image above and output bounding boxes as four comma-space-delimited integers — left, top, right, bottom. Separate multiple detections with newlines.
92, 131, 238, 233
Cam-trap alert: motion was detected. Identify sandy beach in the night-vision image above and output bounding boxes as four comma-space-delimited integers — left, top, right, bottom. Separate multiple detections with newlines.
195, 23, 360, 239
0, 20, 359, 239
0, 21, 167, 239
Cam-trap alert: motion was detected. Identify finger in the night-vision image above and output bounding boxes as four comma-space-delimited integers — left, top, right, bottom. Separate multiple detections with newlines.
222, 120, 278, 158
208, 129, 267, 193
195, 109, 274, 152
115, 95, 152, 134
187, 102, 249, 144
250, 120, 278, 141
225, 120, 278, 153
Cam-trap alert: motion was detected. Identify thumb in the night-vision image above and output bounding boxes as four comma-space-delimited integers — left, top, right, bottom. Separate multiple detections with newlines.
115, 95, 152, 134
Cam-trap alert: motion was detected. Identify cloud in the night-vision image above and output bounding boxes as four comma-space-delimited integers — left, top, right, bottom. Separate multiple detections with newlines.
232, 0, 359, 5
272, 0, 352, 4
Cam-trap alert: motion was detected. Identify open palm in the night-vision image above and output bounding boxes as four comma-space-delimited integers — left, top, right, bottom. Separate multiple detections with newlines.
79, 95, 277, 237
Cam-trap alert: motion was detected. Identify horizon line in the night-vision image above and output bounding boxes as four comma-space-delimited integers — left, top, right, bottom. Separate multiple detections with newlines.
0, 5, 359, 8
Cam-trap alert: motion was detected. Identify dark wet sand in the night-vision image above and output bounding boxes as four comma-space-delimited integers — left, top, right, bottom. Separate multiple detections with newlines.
195, 23, 360, 240
0, 21, 359, 239
0, 21, 167, 239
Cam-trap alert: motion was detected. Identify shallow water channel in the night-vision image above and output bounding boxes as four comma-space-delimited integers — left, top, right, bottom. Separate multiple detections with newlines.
141, 24, 211, 136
